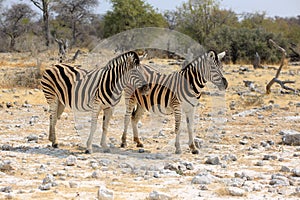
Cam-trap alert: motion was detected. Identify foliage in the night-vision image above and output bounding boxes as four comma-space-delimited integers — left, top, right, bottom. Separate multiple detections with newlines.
103, 0, 168, 38
52, 0, 99, 46
0, 3, 36, 51
0, 0, 299, 63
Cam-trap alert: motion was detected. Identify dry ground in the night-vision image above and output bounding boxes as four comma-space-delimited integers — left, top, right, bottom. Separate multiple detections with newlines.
0, 52, 300, 199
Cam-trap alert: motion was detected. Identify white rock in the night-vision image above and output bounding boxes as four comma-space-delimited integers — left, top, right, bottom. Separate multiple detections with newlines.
69, 181, 79, 188
66, 155, 77, 166
292, 167, 300, 177
227, 187, 245, 196
97, 186, 114, 200
148, 190, 172, 200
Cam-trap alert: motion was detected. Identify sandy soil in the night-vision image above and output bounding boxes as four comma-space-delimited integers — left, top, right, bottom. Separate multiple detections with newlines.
0, 52, 300, 199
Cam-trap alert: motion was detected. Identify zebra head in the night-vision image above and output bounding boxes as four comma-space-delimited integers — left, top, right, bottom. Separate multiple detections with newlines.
206, 50, 228, 91
125, 51, 150, 95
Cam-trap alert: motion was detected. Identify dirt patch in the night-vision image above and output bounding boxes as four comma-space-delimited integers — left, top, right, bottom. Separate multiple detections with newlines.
0, 53, 300, 199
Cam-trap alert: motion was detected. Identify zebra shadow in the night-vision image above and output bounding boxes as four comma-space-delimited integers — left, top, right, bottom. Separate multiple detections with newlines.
2, 144, 75, 158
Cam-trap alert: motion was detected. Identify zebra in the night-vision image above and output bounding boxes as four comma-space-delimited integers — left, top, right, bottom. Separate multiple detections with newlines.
121, 50, 228, 154
41, 51, 150, 153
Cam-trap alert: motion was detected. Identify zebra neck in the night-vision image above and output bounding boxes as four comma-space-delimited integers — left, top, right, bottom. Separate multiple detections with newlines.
180, 66, 206, 96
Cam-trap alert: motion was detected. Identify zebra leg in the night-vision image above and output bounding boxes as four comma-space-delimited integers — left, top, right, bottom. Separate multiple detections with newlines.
48, 100, 59, 148
131, 105, 144, 147
56, 101, 65, 120
100, 108, 113, 152
185, 108, 199, 154
86, 105, 101, 154
121, 97, 136, 148
174, 103, 182, 154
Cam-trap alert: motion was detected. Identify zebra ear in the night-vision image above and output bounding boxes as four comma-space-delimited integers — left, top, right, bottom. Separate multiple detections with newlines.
217, 51, 226, 60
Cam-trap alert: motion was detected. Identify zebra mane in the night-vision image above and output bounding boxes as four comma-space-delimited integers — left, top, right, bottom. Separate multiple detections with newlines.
181, 50, 218, 71
104, 51, 140, 70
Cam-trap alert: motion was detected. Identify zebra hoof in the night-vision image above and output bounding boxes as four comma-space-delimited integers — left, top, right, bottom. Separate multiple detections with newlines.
85, 149, 92, 154
120, 143, 127, 148
136, 143, 144, 148
192, 149, 199, 154
175, 149, 182, 154
52, 143, 58, 148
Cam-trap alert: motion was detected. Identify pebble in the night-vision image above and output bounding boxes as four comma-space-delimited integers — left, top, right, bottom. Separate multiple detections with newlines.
191, 172, 218, 185
263, 155, 277, 160
42, 174, 56, 185
39, 183, 52, 191
0, 160, 15, 171
27, 134, 39, 142
66, 155, 77, 166
292, 167, 300, 177
270, 174, 290, 186
282, 132, 300, 145
205, 156, 220, 165
97, 186, 114, 200
92, 170, 101, 179
280, 166, 290, 172
69, 181, 79, 188
221, 154, 237, 161
148, 190, 172, 200
239, 139, 248, 145
227, 187, 245, 196
0, 186, 12, 193
194, 138, 204, 148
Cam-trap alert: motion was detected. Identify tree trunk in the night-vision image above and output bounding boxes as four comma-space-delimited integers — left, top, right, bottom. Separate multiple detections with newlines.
43, 2, 50, 47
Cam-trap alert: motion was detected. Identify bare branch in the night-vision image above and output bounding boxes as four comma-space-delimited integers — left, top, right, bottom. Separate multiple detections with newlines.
266, 39, 298, 94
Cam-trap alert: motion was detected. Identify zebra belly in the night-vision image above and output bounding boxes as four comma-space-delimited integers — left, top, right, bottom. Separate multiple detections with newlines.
145, 104, 174, 116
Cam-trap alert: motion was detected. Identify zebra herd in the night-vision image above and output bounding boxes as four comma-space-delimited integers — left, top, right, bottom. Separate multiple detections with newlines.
41, 50, 228, 154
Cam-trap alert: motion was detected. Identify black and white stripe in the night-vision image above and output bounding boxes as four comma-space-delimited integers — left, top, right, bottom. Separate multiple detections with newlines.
121, 50, 228, 154
41, 51, 149, 153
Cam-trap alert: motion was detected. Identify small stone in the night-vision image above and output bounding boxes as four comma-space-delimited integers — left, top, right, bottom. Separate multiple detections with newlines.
205, 156, 220, 165
27, 134, 39, 142
69, 181, 79, 188
255, 161, 264, 166
280, 130, 300, 145
91, 162, 99, 169
138, 148, 145, 153
148, 190, 172, 200
194, 138, 204, 149
39, 183, 52, 190
227, 187, 245, 196
97, 186, 114, 200
92, 170, 101, 179
292, 167, 300, 177
239, 140, 248, 145
191, 172, 218, 185
164, 163, 178, 171
42, 174, 55, 185
221, 154, 237, 161
0, 160, 15, 171
0, 186, 12, 193
280, 166, 290, 172
263, 155, 277, 160
66, 155, 77, 166
1, 144, 12, 151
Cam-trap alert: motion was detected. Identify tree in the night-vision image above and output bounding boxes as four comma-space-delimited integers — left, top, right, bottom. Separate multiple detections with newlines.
103, 0, 167, 38
174, 0, 220, 44
53, 0, 99, 46
0, 3, 36, 51
29, 0, 52, 47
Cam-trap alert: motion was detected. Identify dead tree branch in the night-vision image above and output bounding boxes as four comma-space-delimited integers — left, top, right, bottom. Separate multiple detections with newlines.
55, 37, 68, 63
266, 39, 297, 94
